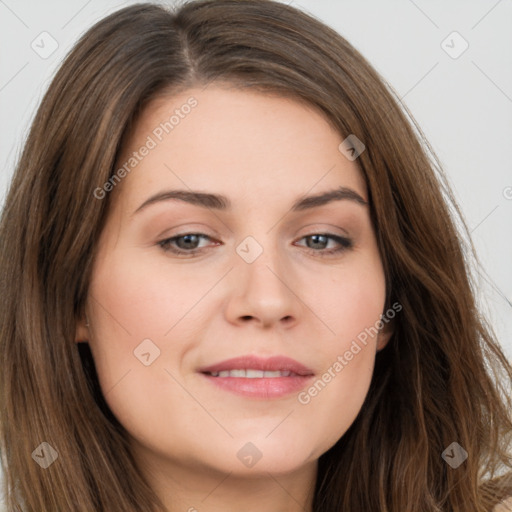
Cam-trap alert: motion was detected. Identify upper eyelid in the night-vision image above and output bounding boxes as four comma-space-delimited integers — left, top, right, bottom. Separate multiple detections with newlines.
159, 222, 352, 241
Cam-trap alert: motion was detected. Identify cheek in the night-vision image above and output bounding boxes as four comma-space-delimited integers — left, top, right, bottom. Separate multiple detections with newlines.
87, 246, 217, 353
312, 250, 386, 344
299, 347, 376, 460
295, 253, 385, 452
85, 249, 202, 396
85, 251, 200, 445
85, 243, 229, 411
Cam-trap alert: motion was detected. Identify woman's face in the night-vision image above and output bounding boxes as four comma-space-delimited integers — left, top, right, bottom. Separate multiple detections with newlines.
77, 85, 391, 480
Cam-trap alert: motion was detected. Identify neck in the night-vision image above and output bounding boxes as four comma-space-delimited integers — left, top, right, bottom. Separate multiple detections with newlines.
137, 452, 317, 512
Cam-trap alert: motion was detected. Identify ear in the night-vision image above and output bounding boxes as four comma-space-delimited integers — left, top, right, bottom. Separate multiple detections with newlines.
376, 317, 394, 351
75, 313, 90, 343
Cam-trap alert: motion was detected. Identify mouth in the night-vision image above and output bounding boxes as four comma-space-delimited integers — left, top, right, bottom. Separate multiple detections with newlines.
198, 355, 315, 399
206, 369, 299, 378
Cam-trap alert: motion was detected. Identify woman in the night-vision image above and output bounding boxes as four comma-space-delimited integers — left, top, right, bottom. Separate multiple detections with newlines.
0, 1, 511, 510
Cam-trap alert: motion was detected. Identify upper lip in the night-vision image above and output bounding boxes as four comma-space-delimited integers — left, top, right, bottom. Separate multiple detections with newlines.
199, 355, 314, 376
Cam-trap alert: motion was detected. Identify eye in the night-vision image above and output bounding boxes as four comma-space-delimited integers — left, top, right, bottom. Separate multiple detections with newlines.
158, 233, 216, 256
294, 234, 353, 257
158, 232, 352, 258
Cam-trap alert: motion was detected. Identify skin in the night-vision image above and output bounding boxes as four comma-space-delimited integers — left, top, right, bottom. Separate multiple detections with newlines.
76, 84, 392, 512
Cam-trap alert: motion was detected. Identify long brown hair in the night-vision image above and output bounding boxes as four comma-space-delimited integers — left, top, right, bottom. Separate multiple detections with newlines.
1, 1, 511, 510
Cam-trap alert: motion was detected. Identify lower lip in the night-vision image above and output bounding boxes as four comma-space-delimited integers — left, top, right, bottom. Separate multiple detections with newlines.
200, 373, 314, 399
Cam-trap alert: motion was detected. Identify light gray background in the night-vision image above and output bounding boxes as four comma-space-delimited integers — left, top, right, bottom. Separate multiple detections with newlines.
0, 0, 511, 394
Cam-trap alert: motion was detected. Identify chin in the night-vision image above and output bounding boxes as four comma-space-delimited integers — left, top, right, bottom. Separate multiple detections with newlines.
199, 434, 318, 476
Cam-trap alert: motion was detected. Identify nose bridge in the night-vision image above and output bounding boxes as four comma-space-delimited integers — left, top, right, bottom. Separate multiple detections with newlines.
226, 229, 300, 327
232, 202, 281, 269
236, 232, 287, 293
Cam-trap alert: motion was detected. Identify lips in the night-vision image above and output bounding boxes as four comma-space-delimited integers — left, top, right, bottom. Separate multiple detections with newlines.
199, 355, 314, 376
198, 355, 315, 399
208, 369, 294, 378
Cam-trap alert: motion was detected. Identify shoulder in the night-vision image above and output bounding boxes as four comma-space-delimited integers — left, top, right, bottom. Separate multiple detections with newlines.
494, 497, 512, 511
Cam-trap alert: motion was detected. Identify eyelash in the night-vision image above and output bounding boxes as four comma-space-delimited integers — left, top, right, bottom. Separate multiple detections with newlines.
157, 232, 353, 258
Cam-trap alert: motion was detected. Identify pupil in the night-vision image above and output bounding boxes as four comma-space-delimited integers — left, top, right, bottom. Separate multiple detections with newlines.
179, 234, 198, 249
309, 234, 327, 249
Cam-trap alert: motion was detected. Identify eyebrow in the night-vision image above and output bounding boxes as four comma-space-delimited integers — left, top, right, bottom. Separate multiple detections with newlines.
132, 186, 368, 216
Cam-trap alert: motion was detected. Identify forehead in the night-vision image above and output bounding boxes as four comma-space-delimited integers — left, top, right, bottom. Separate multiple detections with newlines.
113, 85, 367, 211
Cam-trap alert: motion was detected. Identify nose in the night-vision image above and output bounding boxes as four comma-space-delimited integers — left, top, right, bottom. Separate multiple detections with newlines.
223, 237, 302, 329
